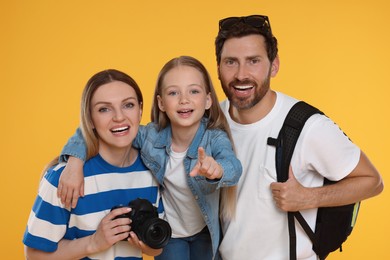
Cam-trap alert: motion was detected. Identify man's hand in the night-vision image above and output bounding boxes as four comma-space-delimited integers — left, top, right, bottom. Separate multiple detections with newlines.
189, 147, 223, 180
270, 166, 309, 212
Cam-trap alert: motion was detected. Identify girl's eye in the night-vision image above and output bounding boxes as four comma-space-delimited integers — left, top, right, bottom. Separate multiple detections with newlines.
168, 91, 178, 96
190, 89, 200, 94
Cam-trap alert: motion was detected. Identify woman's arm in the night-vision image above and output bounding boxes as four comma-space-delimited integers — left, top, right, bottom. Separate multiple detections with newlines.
25, 207, 133, 259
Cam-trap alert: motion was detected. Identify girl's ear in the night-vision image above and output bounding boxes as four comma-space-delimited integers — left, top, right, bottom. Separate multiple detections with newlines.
205, 93, 212, 110
157, 95, 165, 112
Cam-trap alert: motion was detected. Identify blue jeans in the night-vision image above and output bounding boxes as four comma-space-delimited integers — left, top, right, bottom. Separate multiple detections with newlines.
155, 226, 213, 260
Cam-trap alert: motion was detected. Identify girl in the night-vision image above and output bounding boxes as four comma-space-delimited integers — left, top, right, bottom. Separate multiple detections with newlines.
23, 69, 162, 259
59, 56, 242, 260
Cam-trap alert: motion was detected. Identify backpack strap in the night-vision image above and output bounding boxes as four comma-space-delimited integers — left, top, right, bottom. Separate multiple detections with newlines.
267, 101, 323, 260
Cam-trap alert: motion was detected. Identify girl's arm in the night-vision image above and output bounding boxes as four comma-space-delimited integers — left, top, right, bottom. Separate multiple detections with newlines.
189, 147, 224, 180
59, 128, 87, 162
58, 126, 147, 208
190, 130, 242, 191
206, 130, 242, 187
58, 128, 87, 208
58, 156, 84, 208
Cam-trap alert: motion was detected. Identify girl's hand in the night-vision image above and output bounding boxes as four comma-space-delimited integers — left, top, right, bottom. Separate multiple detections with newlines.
57, 156, 85, 208
189, 147, 223, 179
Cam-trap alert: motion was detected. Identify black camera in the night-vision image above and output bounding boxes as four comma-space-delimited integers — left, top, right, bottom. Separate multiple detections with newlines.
111, 198, 171, 249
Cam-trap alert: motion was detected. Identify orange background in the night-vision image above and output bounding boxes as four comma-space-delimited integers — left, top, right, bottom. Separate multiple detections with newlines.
1, 0, 389, 259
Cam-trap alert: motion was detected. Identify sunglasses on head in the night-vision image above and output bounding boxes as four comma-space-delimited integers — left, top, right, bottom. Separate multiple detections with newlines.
219, 15, 272, 33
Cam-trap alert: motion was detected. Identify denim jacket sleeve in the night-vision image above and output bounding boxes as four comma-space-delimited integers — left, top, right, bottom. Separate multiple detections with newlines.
59, 128, 87, 162
194, 129, 242, 193
132, 125, 146, 149
211, 130, 242, 188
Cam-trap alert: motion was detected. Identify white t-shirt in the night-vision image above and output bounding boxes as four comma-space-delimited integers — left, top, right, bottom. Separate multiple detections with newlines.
162, 149, 205, 238
219, 92, 360, 260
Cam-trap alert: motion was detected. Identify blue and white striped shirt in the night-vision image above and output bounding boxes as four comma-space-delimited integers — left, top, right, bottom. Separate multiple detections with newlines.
23, 153, 162, 260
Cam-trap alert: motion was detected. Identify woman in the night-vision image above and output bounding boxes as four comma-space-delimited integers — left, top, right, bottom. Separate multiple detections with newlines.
23, 69, 163, 259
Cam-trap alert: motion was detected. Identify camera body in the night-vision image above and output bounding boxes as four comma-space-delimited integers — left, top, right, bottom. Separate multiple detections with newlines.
111, 198, 171, 249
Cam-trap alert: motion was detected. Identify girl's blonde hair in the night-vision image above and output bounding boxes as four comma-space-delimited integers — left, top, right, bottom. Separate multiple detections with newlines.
152, 56, 237, 220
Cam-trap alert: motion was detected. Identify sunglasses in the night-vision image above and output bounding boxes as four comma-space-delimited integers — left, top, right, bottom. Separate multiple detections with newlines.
219, 15, 272, 33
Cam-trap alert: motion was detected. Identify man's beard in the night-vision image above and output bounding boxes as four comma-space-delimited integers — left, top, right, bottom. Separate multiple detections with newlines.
221, 72, 271, 111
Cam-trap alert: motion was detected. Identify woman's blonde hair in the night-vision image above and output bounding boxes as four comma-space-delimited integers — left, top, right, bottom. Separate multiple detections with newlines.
80, 69, 143, 160
152, 56, 237, 220
42, 69, 142, 174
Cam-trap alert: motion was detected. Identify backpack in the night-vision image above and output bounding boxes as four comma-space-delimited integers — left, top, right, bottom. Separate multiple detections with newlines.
267, 101, 360, 260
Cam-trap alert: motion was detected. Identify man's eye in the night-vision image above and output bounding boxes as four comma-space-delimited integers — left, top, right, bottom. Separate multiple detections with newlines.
250, 59, 260, 64
225, 60, 235, 65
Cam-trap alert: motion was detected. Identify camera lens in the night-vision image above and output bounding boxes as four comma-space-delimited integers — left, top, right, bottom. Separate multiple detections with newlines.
141, 218, 172, 249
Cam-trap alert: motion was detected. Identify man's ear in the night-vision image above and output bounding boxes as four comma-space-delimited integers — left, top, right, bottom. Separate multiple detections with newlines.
271, 55, 280, 77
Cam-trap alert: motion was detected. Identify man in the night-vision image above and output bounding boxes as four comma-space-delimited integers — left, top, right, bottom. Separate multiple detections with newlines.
215, 15, 383, 259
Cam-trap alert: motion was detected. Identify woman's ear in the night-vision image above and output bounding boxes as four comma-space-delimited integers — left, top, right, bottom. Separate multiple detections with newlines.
139, 103, 143, 122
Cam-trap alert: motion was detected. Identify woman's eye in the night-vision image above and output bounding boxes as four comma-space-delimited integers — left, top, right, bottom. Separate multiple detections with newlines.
124, 102, 134, 109
98, 107, 109, 112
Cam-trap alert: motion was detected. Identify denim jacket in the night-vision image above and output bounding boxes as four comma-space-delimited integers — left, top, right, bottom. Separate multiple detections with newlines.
135, 118, 241, 259
60, 118, 242, 260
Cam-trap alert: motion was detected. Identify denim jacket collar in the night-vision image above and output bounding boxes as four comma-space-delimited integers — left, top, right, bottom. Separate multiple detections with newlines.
154, 117, 208, 159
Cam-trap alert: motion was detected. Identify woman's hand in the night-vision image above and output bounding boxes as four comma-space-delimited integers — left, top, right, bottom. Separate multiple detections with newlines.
127, 231, 163, 256
88, 207, 132, 253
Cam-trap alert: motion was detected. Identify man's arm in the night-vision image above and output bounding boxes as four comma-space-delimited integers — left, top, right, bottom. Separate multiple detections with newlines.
271, 151, 383, 212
